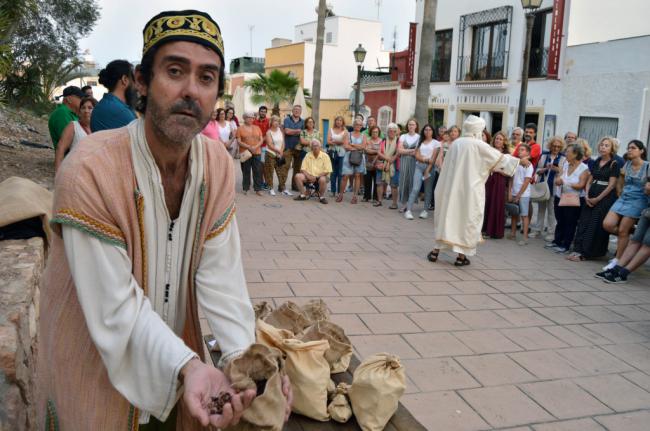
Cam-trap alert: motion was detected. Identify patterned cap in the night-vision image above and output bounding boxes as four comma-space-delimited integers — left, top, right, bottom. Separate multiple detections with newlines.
142, 10, 224, 61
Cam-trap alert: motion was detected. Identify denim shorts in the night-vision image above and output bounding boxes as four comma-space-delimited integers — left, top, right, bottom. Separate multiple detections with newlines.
631, 213, 650, 246
518, 196, 531, 217
341, 151, 366, 175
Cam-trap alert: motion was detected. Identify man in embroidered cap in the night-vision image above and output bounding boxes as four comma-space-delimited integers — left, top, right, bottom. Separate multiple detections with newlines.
38, 10, 291, 430
428, 115, 519, 265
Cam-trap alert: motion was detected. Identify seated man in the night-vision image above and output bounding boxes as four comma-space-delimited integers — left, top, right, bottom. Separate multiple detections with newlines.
294, 139, 332, 204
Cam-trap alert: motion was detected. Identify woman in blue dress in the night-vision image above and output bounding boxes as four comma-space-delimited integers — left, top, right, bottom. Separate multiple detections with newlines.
602, 140, 649, 270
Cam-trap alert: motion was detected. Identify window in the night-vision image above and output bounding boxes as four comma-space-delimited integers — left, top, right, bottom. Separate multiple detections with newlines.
528, 9, 552, 78
326, 32, 332, 43
431, 30, 453, 82
469, 21, 508, 80
457, 6, 513, 81
378, 106, 393, 133
578, 116, 619, 154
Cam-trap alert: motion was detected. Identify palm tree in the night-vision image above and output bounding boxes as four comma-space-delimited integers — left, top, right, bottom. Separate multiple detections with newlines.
245, 69, 311, 116
310, 0, 328, 126
414, 0, 437, 128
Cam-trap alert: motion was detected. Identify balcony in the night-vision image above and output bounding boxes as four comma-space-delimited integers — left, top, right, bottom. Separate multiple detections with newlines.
528, 47, 549, 78
430, 58, 451, 82
456, 51, 509, 82
360, 70, 393, 85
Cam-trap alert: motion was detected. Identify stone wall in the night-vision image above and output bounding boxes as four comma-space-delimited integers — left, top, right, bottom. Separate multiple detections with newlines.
0, 238, 43, 431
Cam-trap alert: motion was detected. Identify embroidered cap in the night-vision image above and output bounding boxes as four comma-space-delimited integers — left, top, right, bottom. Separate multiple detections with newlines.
142, 10, 224, 62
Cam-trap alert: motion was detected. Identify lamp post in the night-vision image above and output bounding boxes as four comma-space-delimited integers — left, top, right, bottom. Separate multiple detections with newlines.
353, 43, 367, 118
517, 0, 543, 128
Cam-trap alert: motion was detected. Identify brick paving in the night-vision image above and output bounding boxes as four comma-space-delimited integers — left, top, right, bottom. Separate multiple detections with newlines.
204, 171, 650, 430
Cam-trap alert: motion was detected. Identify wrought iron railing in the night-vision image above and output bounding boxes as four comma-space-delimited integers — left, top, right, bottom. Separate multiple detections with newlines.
430, 57, 451, 82
528, 47, 549, 78
360, 70, 392, 85
456, 51, 509, 81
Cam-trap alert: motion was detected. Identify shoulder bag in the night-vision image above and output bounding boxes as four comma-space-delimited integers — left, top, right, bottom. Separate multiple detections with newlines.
530, 180, 550, 202
349, 150, 362, 166
558, 192, 580, 207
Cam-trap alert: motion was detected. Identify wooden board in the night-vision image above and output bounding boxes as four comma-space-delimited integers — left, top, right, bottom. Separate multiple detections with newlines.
204, 335, 426, 431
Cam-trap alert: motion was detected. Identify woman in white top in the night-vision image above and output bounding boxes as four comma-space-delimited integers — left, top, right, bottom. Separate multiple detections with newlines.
54, 96, 97, 172
547, 143, 589, 253
214, 108, 237, 155
405, 124, 438, 220
327, 115, 349, 196
263, 115, 285, 196
226, 106, 238, 136
397, 119, 420, 211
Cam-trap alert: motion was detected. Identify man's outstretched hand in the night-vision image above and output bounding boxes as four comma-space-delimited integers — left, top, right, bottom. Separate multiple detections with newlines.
181, 358, 256, 428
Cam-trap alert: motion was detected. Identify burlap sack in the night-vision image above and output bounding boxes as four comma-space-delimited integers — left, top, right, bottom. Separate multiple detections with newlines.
299, 320, 353, 374
224, 344, 287, 431
328, 383, 352, 423
349, 353, 406, 431
264, 301, 312, 334
254, 301, 274, 320
327, 379, 337, 398
301, 299, 330, 322
256, 320, 331, 421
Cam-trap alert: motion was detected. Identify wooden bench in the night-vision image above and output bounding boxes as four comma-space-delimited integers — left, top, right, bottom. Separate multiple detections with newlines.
204, 335, 426, 431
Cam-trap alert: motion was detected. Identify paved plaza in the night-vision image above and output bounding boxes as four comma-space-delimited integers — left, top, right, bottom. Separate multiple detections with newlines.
203, 172, 650, 431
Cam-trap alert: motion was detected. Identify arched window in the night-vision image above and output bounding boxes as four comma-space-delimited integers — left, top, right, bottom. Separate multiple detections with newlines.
378, 105, 393, 134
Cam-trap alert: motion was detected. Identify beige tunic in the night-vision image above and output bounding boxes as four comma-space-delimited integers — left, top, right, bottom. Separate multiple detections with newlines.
433, 136, 519, 256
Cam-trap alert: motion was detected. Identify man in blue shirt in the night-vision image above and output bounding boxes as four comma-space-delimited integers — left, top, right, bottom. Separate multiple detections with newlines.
282, 104, 304, 192
91, 60, 138, 132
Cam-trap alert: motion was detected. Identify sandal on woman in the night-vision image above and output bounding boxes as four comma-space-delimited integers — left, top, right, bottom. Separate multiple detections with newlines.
389, 203, 398, 210
351, 196, 358, 204
427, 250, 439, 262
373, 201, 382, 207
454, 256, 470, 266
335, 194, 343, 203
567, 253, 586, 262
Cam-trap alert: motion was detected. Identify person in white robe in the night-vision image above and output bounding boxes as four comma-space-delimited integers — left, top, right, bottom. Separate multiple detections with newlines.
429, 115, 519, 265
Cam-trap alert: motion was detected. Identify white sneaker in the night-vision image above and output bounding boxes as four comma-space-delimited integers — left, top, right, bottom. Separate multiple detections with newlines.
404, 210, 414, 220
269, 189, 276, 196
529, 231, 539, 238
282, 190, 293, 196
419, 210, 428, 219
544, 234, 554, 242
603, 258, 618, 271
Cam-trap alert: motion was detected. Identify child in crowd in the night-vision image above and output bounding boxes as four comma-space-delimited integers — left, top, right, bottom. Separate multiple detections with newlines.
508, 144, 534, 245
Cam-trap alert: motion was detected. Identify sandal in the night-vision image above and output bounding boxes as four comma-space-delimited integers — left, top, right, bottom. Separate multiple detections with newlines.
373, 201, 382, 207
335, 194, 343, 203
389, 204, 398, 210
351, 197, 358, 204
427, 250, 439, 262
567, 254, 586, 262
454, 256, 470, 266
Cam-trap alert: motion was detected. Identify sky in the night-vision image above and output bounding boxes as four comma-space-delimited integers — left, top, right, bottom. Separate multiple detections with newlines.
80, 0, 417, 68
80, 0, 650, 68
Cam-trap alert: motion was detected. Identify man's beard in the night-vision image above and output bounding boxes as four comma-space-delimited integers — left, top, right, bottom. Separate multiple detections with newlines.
125, 84, 139, 110
524, 135, 532, 142
148, 95, 209, 146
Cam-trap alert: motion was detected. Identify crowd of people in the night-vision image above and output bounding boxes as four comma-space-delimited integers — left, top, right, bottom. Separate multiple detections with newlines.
198, 105, 650, 283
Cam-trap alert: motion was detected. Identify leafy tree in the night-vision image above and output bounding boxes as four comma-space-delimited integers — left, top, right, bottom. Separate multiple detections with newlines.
245, 69, 311, 116
0, 0, 100, 111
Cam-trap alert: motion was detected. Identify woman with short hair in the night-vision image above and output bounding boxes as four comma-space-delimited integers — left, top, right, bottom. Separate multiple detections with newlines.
363, 125, 382, 203
55, 96, 97, 172
337, 118, 367, 204
546, 143, 590, 253
602, 139, 649, 270
533, 136, 566, 240
397, 119, 420, 211
569, 137, 621, 261
328, 115, 348, 197
300, 117, 320, 159
263, 115, 286, 196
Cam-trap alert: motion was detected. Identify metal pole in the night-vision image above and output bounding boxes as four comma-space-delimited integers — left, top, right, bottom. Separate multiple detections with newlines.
354, 64, 362, 117
517, 12, 535, 128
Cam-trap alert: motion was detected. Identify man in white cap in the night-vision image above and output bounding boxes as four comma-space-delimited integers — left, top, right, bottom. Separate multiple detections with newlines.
428, 115, 519, 265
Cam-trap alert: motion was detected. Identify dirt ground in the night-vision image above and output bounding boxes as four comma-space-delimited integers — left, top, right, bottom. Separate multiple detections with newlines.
0, 106, 55, 190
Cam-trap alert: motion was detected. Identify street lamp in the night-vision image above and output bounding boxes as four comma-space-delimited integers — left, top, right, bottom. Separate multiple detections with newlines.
353, 43, 367, 118
517, 0, 543, 128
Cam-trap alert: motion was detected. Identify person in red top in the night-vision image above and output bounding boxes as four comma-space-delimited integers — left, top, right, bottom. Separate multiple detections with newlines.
512, 123, 542, 168
253, 105, 270, 136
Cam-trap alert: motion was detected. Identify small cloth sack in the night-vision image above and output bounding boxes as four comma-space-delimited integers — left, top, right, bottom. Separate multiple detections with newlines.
256, 320, 331, 421
254, 301, 274, 320
349, 353, 406, 431
264, 301, 312, 334
299, 320, 353, 374
224, 344, 287, 431
301, 299, 330, 322
328, 383, 352, 423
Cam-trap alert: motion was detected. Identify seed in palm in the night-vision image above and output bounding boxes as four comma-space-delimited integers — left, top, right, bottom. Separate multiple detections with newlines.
208, 392, 232, 415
